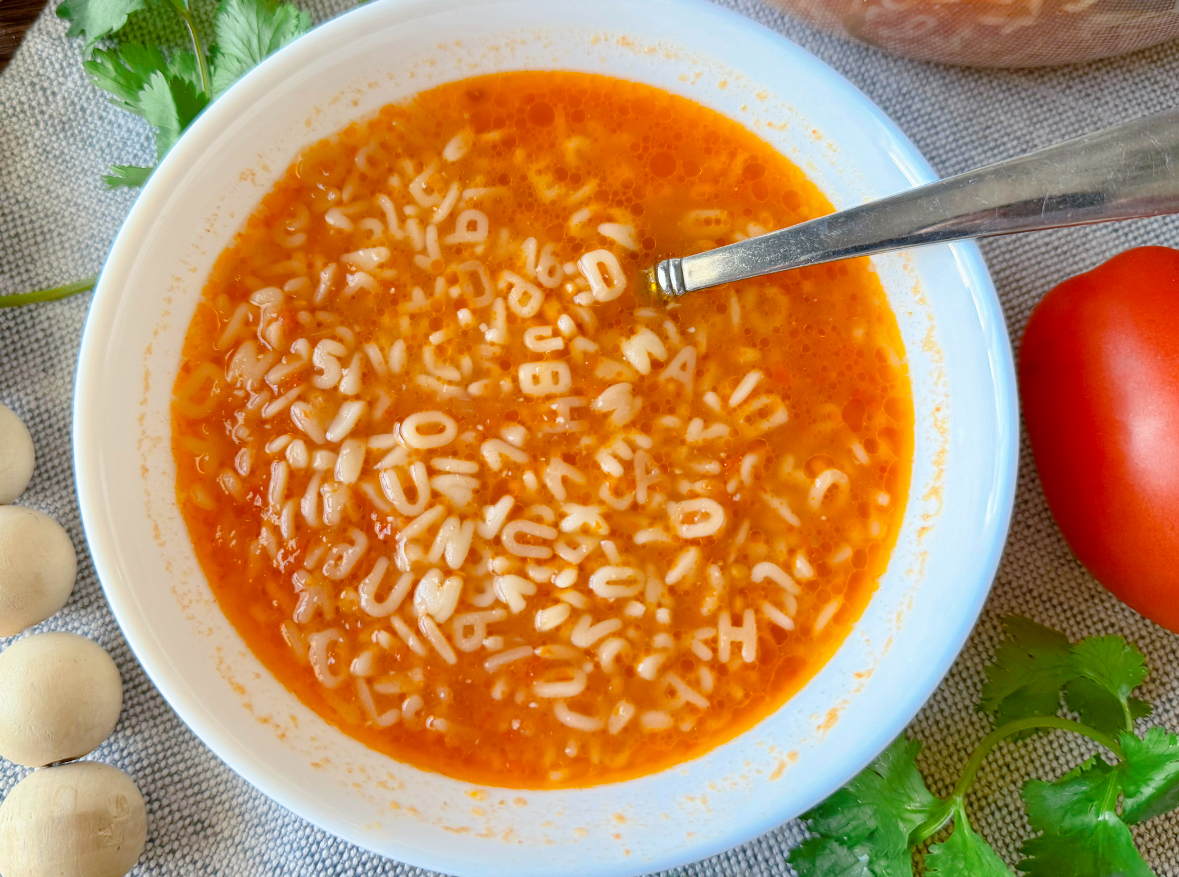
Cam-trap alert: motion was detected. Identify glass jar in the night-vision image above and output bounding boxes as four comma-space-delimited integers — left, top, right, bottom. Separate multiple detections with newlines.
766, 0, 1179, 67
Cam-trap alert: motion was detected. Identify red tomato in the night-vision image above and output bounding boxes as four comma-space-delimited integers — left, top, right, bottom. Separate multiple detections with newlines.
1020, 247, 1179, 632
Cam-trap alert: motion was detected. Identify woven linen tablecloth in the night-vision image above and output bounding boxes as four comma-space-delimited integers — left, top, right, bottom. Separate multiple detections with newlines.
4, 1, 1179, 873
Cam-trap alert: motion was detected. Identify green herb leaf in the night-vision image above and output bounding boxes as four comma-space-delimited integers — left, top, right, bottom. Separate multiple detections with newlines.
83, 44, 207, 152
1069, 636, 1149, 699
981, 618, 1149, 736
814, 736, 940, 848
1060, 635, 1150, 735
924, 812, 1013, 877
31, 0, 315, 305
789, 837, 872, 877
1120, 728, 1179, 824
57, 0, 148, 44
68, 0, 307, 200
209, 0, 310, 99
104, 165, 155, 188
1020, 757, 1152, 877
138, 69, 207, 159
979, 617, 1075, 727
166, 49, 207, 97
1064, 677, 1152, 738
789, 618, 1166, 877
84, 43, 205, 178
790, 737, 939, 877
83, 44, 168, 110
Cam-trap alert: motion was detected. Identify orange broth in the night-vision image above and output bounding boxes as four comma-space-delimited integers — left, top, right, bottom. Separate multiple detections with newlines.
171, 71, 913, 788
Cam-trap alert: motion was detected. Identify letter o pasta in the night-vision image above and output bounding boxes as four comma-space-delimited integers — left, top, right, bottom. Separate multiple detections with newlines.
669, 498, 727, 539
401, 411, 457, 449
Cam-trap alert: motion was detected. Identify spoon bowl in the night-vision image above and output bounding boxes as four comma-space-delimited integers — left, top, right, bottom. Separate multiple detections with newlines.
651, 109, 1179, 297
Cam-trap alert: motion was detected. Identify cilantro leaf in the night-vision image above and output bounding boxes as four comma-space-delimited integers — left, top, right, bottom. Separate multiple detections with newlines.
979, 617, 1074, 728
83, 45, 207, 139
811, 736, 939, 847
1068, 635, 1149, 698
790, 737, 939, 877
981, 618, 1150, 736
66, 0, 308, 194
166, 50, 207, 97
804, 787, 882, 848
1060, 635, 1150, 735
57, 0, 147, 44
789, 837, 871, 877
1020, 757, 1152, 877
83, 44, 168, 110
138, 69, 208, 159
788, 618, 1167, 877
924, 813, 1013, 877
104, 165, 155, 188
1064, 677, 1152, 738
209, 0, 310, 99
84, 43, 207, 183
1120, 728, 1179, 824
861, 737, 942, 837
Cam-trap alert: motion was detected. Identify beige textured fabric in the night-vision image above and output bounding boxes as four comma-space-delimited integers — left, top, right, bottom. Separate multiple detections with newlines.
2, 0, 1179, 873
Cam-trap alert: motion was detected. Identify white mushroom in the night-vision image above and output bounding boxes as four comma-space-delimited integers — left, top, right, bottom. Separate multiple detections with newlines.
0, 633, 123, 767
0, 404, 34, 504
0, 506, 77, 636
0, 762, 147, 877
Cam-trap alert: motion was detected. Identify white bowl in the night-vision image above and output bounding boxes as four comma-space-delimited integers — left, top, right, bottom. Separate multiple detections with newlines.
73, 1, 1018, 874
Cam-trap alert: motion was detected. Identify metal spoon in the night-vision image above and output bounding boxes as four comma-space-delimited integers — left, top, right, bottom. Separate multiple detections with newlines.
649, 109, 1179, 298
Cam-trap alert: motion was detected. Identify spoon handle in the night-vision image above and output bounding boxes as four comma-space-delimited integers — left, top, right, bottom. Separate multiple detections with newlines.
654, 109, 1179, 296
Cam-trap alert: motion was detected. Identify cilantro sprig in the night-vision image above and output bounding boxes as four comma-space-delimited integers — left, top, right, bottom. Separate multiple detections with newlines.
60, 0, 309, 186
790, 617, 1179, 877
2, 0, 310, 307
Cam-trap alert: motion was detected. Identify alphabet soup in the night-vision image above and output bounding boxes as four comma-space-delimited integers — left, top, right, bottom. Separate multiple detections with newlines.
171, 71, 912, 787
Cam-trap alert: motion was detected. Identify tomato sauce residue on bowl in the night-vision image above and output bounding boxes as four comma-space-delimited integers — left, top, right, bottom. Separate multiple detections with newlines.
170, 71, 913, 788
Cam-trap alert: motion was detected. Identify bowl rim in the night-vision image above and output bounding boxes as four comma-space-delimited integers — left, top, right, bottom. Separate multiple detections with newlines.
73, 0, 1019, 872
